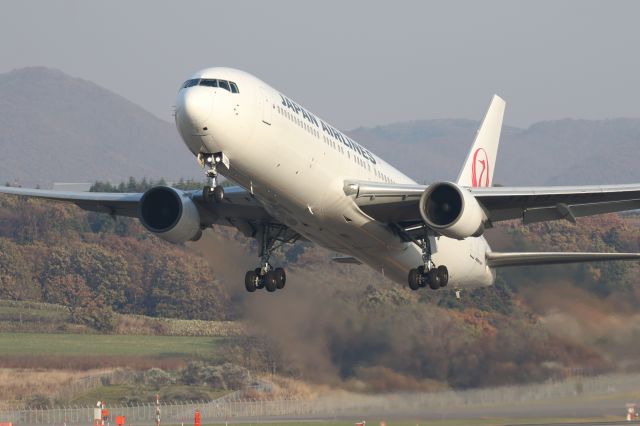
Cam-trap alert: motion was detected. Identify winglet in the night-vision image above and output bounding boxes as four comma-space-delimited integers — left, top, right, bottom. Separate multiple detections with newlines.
456, 95, 506, 188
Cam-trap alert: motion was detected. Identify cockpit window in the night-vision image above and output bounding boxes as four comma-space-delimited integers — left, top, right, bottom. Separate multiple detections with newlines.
182, 79, 199, 89
200, 79, 218, 87
181, 78, 239, 93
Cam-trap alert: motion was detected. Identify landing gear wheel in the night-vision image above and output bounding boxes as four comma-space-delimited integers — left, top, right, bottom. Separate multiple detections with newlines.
203, 185, 224, 203
264, 271, 277, 292
408, 268, 420, 291
274, 267, 286, 289
213, 185, 224, 203
428, 269, 441, 290
245, 271, 257, 292
437, 265, 449, 288
203, 185, 213, 203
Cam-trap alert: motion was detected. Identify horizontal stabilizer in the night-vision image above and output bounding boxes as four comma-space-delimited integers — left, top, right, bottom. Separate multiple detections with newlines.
331, 256, 362, 265
487, 251, 640, 268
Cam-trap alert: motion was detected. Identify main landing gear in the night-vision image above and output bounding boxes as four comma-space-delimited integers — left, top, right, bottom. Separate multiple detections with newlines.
407, 232, 449, 291
199, 152, 226, 203
244, 223, 297, 293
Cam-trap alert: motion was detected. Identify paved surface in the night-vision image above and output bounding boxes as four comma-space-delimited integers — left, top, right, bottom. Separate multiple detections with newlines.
506, 422, 640, 426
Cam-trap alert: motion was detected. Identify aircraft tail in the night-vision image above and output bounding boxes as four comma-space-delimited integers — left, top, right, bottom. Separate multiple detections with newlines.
456, 95, 506, 187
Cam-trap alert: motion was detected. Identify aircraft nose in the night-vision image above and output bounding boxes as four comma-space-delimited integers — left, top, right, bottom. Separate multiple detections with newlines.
176, 87, 213, 131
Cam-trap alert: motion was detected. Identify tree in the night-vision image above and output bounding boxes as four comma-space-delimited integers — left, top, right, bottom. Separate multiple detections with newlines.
146, 253, 228, 320
0, 238, 36, 300
43, 274, 92, 321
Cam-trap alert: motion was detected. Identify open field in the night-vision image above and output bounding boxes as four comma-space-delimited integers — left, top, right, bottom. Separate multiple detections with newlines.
0, 300, 244, 337
71, 384, 229, 405
0, 304, 68, 322
0, 332, 226, 370
0, 333, 225, 357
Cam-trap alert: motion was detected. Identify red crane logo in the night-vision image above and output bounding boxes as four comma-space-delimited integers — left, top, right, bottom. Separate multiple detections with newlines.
471, 148, 490, 187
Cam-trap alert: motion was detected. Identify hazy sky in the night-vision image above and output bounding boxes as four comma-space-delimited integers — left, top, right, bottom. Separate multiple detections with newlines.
1, 1, 639, 129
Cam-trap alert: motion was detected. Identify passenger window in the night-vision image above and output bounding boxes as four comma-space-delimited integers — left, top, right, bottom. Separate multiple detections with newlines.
218, 80, 231, 91
230, 82, 239, 93
199, 79, 218, 87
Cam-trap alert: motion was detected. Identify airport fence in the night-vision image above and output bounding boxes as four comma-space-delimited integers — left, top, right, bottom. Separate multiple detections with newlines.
1, 372, 639, 425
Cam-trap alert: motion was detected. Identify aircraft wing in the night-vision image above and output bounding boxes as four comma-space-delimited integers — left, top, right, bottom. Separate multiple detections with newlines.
345, 181, 640, 226
0, 185, 276, 231
486, 251, 640, 268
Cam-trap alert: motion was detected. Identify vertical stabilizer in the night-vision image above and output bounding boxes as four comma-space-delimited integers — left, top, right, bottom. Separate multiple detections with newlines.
456, 95, 505, 187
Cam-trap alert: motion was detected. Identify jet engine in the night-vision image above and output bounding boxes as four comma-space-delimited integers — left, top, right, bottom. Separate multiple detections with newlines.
139, 186, 202, 243
419, 182, 487, 240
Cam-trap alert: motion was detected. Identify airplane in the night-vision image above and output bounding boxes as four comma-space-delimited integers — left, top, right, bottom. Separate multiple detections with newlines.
1, 67, 639, 294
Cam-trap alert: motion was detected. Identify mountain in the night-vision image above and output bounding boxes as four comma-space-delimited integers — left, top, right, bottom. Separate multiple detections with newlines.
0, 67, 200, 187
348, 118, 640, 186
1, 66, 639, 188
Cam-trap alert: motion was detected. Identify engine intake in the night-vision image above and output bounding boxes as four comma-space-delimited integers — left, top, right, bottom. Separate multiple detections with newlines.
139, 186, 202, 243
419, 182, 486, 240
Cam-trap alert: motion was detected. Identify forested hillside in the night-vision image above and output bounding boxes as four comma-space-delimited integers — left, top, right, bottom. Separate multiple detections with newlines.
0, 181, 639, 390
0, 191, 231, 327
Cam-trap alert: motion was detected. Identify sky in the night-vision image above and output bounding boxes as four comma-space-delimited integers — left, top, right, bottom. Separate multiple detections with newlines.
1, 0, 639, 130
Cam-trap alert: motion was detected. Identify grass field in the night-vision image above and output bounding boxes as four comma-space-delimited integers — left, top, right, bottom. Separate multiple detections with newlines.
0, 333, 225, 357
0, 332, 227, 369
0, 305, 68, 322
71, 384, 229, 405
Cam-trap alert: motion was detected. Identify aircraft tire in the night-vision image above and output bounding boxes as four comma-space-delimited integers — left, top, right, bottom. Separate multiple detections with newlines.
408, 269, 420, 291
428, 269, 441, 290
203, 185, 213, 203
265, 271, 278, 292
213, 185, 225, 203
245, 271, 257, 292
274, 267, 286, 289
437, 265, 449, 287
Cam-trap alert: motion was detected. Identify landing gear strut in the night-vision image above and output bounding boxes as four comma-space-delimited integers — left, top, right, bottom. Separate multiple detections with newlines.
244, 223, 297, 293
407, 230, 449, 291
199, 152, 226, 203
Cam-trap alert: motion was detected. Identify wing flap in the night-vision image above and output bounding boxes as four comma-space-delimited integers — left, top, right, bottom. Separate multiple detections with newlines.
0, 186, 142, 217
486, 251, 640, 268
0, 185, 278, 229
345, 180, 640, 225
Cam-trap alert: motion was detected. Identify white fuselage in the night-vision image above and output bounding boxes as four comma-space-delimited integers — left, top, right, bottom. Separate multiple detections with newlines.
175, 67, 494, 288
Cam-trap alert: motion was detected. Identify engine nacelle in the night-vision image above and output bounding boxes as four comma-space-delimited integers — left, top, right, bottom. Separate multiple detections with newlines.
419, 182, 487, 240
139, 186, 202, 243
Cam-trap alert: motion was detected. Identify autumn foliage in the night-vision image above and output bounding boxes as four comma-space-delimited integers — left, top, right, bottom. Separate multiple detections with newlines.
0, 193, 230, 328
0, 184, 638, 390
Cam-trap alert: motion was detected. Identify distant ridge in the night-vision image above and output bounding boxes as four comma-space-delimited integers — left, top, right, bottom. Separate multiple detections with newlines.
348, 117, 640, 186
1, 67, 639, 188
0, 67, 200, 187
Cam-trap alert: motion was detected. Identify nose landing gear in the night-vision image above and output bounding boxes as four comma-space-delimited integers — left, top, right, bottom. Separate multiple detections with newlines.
198, 152, 227, 203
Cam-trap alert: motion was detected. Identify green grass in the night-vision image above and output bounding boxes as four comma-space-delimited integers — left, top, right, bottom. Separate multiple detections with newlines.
71, 384, 229, 405
0, 332, 225, 358
0, 305, 68, 321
